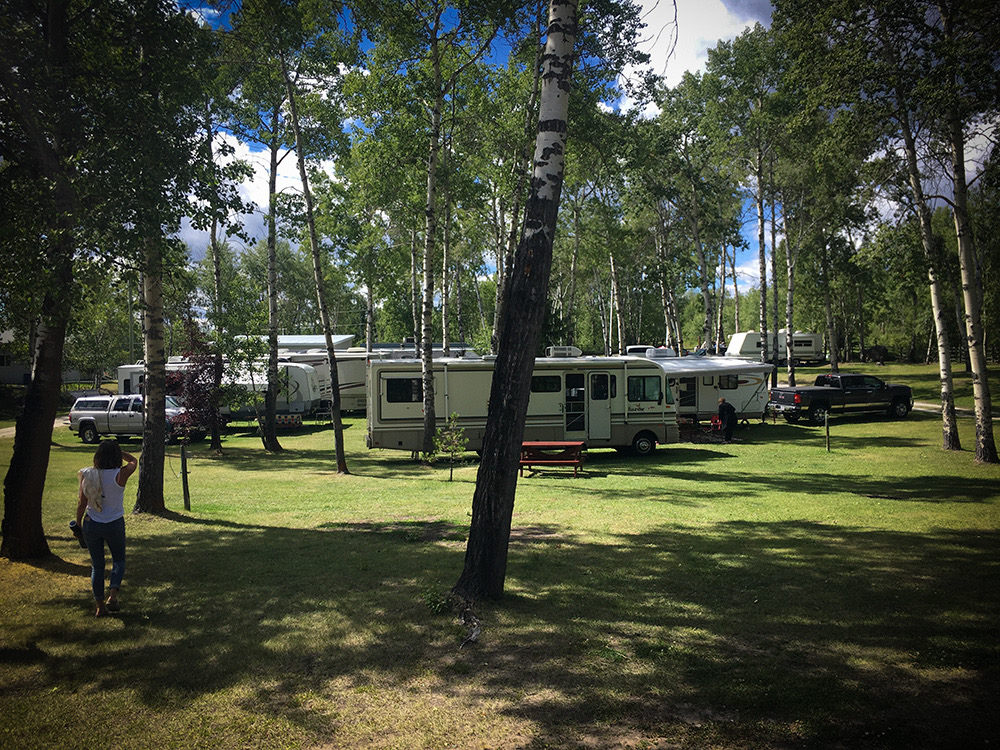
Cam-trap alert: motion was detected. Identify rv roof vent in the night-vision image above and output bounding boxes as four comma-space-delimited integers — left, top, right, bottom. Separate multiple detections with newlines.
545, 345, 582, 358
388, 351, 418, 359
643, 347, 677, 359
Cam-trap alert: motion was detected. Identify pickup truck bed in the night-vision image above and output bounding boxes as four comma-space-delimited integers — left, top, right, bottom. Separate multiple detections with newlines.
768, 373, 913, 425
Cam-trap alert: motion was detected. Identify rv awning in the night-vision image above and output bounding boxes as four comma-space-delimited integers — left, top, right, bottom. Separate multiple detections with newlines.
650, 355, 774, 378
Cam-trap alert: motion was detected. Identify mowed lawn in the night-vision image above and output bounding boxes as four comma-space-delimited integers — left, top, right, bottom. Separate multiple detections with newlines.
1, 400, 998, 749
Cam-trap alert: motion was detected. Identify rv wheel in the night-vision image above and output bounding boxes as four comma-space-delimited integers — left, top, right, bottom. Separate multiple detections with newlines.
631, 432, 656, 457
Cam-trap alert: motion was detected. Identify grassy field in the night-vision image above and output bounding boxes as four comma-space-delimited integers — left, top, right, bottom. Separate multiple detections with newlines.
1, 377, 999, 749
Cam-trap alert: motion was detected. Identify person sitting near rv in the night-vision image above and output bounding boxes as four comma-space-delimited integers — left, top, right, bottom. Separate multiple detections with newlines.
718, 398, 737, 443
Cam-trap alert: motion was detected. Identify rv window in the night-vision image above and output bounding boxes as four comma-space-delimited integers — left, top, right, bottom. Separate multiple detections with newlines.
702, 376, 714, 387
719, 374, 739, 390
590, 373, 616, 400
794, 339, 813, 347
385, 378, 422, 403
627, 375, 661, 402
531, 375, 561, 393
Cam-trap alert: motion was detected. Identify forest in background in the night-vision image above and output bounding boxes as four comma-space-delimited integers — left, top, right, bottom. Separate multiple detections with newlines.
3, 1, 998, 378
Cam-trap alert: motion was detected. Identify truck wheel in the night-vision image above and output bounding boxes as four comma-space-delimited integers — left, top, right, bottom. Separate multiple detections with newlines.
889, 399, 910, 419
784, 414, 800, 424
631, 432, 657, 457
809, 404, 829, 426
79, 424, 99, 444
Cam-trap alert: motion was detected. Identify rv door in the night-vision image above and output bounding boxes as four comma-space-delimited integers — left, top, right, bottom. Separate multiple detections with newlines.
588, 372, 612, 440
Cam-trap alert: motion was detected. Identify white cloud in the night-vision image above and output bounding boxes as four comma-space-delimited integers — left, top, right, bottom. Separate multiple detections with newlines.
178, 132, 335, 261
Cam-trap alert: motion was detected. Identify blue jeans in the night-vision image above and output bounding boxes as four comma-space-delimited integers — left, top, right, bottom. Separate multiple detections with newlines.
83, 516, 126, 602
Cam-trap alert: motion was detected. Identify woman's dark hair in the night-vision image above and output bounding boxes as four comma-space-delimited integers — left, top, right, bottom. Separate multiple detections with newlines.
93, 440, 123, 470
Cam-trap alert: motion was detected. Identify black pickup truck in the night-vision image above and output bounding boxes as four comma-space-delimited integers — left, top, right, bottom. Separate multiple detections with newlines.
768, 373, 913, 425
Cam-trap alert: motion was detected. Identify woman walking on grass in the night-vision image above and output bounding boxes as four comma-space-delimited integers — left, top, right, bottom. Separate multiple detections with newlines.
77, 440, 138, 617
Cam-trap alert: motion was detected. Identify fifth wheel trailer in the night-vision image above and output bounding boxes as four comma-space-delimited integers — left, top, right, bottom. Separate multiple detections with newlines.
367, 347, 680, 456
725, 330, 824, 365
117, 359, 323, 417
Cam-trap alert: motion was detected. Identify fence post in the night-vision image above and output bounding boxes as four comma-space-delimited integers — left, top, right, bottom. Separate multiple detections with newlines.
180, 440, 191, 511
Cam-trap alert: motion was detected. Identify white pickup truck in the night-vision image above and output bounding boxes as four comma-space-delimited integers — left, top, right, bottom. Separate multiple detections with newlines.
68, 394, 193, 443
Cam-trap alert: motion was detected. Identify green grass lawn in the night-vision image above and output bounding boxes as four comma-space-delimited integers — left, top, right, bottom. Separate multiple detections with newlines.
1, 396, 999, 748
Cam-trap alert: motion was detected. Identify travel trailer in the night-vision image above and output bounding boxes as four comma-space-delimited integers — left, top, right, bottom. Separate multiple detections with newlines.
367, 346, 680, 456
117, 359, 323, 417
725, 330, 824, 365
640, 350, 774, 422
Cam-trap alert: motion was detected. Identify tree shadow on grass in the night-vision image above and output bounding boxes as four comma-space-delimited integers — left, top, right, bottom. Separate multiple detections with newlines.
5, 512, 997, 749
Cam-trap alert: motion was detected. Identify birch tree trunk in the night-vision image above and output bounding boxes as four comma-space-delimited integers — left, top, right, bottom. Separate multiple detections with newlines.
947, 108, 997, 462
453, 0, 577, 601
420, 34, 444, 453
755, 150, 769, 366
205, 103, 225, 454
782, 196, 799, 388
135, 238, 167, 513
262, 112, 283, 452
610, 253, 625, 354
822, 242, 839, 373
282, 58, 349, 473
881, 30, 962, 450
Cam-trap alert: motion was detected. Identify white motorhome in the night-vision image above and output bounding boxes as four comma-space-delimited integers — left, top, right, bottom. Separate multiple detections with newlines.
725, 330, 824, 365
640, 350, 773, 422
367, 346, 680, 456
117, 359, 323, 417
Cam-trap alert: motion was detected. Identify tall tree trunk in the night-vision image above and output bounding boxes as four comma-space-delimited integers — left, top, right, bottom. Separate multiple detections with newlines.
686, 188, 714, 349
782, 195, 799, 388
610, 253, 625, 354
879, 15, 961, 449
455, 257, 467, 344
769, 165, 779, 386
730, 244, 740, 334
282, 58, 349, 473
453, 0, 576, 601
135, 238, 167, 514
566, 197, 581, 346
441, 145, 452, 356
715, 251, 726, 352
755, 149, 769, 366
262, 118, 283, 452
410, 227, 420, 346
205, 102, 225, 454
822, 242, 839, 373
420, 61, 443, 453
1, 224, 73, 559
1, 2, 76, 559
947, 106, 997, 462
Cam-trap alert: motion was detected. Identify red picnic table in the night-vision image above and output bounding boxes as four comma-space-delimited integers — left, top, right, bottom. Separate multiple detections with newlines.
519, 440, 586, 477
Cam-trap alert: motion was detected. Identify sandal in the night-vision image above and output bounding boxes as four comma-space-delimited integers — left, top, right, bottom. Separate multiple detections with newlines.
106, 598, 120, 613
